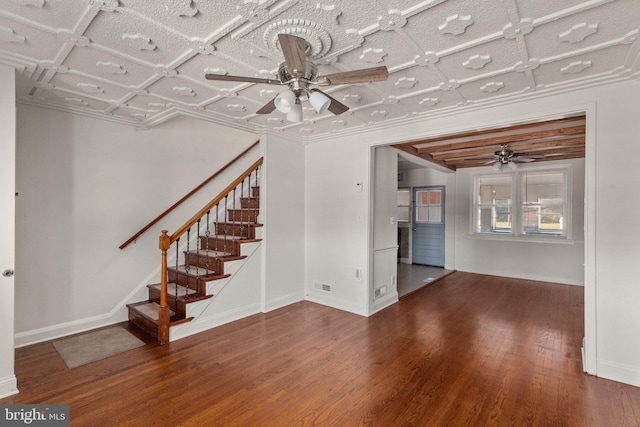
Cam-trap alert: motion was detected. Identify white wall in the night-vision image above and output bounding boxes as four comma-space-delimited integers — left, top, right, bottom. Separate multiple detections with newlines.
305, 137, 370, 315
453, 158, 585, 285
304, 79, 640, 387
262, 133, 305, 311
0, 64, 18, 398
15, 105, 259, 345
371, 146, 399, 313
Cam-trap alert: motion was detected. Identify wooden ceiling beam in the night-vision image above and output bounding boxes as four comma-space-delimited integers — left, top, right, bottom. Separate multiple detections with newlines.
416, 125, 585, 153
393, 115, 585, 150
392, 144, 455, 171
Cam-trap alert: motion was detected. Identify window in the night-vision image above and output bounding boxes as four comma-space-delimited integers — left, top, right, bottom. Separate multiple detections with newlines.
397, 189, 410, 222
415, 188, 442, 223
473, 167, 570, 240
476, 175, 513, 233
521, 171, 565, 236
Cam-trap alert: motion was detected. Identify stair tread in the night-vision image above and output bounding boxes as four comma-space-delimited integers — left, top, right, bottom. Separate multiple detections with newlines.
184, 249, 246, 261
128, 302, 175, 321
214, 221, 263, 227
169, 265, 231, 279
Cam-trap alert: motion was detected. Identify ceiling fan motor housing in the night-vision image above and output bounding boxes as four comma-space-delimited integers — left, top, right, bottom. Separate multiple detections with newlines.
278, 62, 318, 96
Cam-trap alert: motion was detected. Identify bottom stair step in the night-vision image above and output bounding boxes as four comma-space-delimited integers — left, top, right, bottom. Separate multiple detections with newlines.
128, 301, 173, 321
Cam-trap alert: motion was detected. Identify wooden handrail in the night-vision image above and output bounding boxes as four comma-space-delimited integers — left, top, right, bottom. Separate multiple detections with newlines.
169, 157, 263, 244
119, 140, 260, 249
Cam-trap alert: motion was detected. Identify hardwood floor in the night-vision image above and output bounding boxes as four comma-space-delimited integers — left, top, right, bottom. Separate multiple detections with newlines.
3, 272, 640, 426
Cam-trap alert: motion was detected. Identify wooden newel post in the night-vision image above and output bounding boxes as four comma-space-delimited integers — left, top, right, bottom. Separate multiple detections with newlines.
158, 230, 171, 345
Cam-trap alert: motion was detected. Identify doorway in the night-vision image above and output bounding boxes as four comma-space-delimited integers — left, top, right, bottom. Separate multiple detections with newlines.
412, 186, 445, 267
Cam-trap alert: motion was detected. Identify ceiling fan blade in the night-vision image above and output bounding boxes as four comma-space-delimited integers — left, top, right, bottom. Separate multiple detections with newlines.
321, 66, 389, 85
256, 98, 277, 114
205, 74, 281, 85
311, 89, 349, 115
515, 158, 536, 162
483, 159, 497, 165
278, 34, 307, 77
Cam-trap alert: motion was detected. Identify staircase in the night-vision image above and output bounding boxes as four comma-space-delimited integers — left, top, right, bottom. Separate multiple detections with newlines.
127, 159, 263, 344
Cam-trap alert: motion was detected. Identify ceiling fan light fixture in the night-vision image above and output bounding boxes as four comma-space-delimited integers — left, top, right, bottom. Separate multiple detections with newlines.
309, 90, 331, 114
274, 90, 296, 113
493, 161, 503, 171
286, 97, 303, 122
508, 161, 518, 170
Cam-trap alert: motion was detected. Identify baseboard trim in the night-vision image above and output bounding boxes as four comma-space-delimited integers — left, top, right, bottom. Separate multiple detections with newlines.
304, 292, 366, 316
169, 303, 262, 342
264, 292, 303, 313
14, 309, 129, 348
597, 359, 640, 388
0, 375, 18, 399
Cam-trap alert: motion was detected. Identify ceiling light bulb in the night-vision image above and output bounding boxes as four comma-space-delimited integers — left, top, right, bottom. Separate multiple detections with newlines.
508, 161, 518, 170
309, 91, 331, 114
492, 162, 502, 171
274, 91, 296, 114
286, 98, 303, 122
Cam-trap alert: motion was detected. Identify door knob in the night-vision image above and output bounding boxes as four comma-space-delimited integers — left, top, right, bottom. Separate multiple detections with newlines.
2, 269, 14, 277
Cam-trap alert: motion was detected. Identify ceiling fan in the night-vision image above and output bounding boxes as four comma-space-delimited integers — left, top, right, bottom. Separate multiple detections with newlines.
487, 144, 544, 170
205, 34, 389, 122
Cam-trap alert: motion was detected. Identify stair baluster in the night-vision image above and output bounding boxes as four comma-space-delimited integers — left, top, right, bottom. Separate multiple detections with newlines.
174, 237, 180, 309
195, 219, 200, 298
205, 210, 211, 277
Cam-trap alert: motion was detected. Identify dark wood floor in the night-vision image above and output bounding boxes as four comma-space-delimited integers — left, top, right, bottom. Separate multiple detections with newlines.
3, 272, 640, 426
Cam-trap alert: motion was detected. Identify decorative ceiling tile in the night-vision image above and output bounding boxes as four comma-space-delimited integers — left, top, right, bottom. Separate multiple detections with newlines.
10, 0, 44, 7
166, 0, 198, 17
173, 86, 196, 96
414, 51, 439, 66
205, 67, 227, 76
438, 14, 473, 36
395, 77, 417, 89
382, 96, 399, 104
560, 60, 592, 74
56, 30, 90, 46
370, 110, 388, 118
264, 19, 332, 59
480, 81, 505, 93
503, 18, 534, 39
65, 97, 89, 106
309, 3, 341, 24
0, 26, 26, 43
77, 83, 104, 93
559, 22, 598, 43
97, 61, 126, 74
154, 66, 178, 77
237, 1, 269, 22
148, 102, 166, 108
267, 117, 283, 124
299, 128, 314, 134
378, 10, 407, 31
419, 98, 439, 107
220, 89, 238, 97
190, 40, 215, 54
259, 89, 276, 99
122, 33, 156, 51
342, 94, 362, 103
623, 30, 637, 44
227, 104, 246, 112
359, 47, 386, 63
463, 54, 491, 70
332, 119, 347, 126
439, 80, 460, 90
93, 0, 119, 12
52, 65, 69, 73
514, 59, 540, 72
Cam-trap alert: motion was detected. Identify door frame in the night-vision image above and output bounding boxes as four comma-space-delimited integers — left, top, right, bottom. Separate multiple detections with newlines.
411, 185, 445, 267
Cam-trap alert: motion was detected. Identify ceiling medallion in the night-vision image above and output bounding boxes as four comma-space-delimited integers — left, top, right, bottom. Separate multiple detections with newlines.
263, 19, 331, 59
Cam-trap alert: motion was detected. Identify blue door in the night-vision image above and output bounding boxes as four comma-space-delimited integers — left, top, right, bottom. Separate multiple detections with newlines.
412, 186, 445, 267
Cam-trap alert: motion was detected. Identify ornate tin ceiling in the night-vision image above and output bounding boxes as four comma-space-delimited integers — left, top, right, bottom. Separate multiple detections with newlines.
1, 0, 639, 139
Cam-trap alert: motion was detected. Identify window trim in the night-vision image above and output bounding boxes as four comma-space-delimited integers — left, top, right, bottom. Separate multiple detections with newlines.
471, 163, 574, 243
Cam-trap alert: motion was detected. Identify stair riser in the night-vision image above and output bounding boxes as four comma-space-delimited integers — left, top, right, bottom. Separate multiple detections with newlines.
227, 209, 259, 222
128, 307, 158, 340
148, 288, 187, 318
241, 197, 259, 209
183, 252, 223, 274
199, 236, 241, 256
166, 269, 208, 294
214, 223, 257, 239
